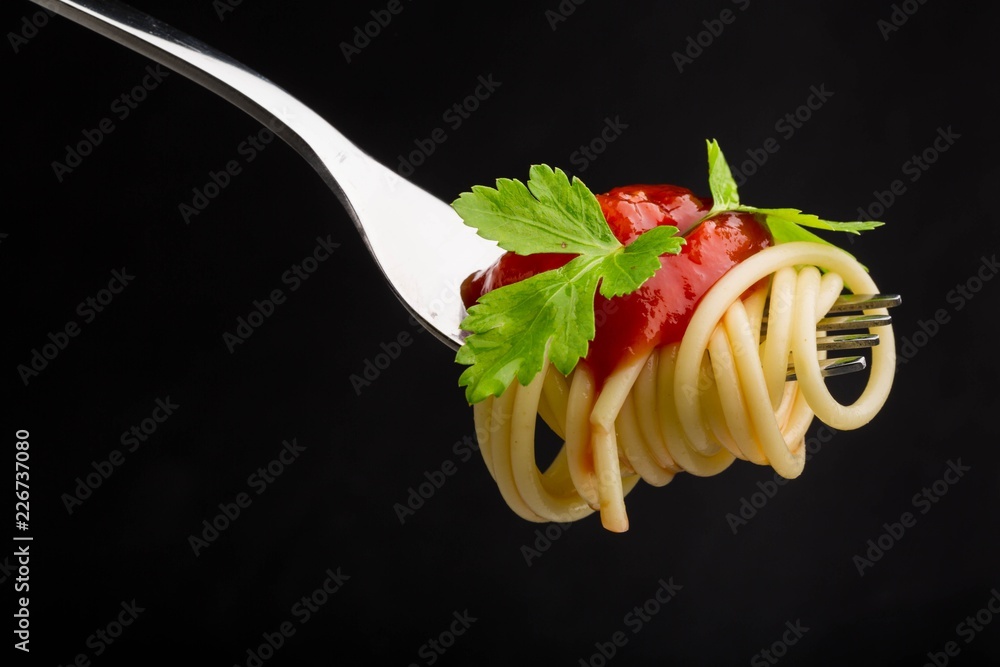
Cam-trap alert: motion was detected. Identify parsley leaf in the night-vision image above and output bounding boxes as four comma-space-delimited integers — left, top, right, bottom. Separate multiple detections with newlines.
748, 207, 883, 235
702, 138, 885, 242
453, 170, 684, 404
706, 139, 741, 210
456, 255, 603, 404
598, 226, 682, 298
452, 164, 620, 255
763, 216, 834, 245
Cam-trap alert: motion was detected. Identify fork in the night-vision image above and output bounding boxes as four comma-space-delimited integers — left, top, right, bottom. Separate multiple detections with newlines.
31, 0, 503, 350
31, 0, 899, 379
772, 293, 902, 380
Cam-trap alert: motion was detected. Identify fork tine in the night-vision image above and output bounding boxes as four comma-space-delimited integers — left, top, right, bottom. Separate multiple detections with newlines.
786, 356, 866, 381
768, 292, 899, 380
816, 314, 893, 331
761, 293, 901, 328
816, 333, 880, 351
825, 293, 902, 313
761, 312, 893, 336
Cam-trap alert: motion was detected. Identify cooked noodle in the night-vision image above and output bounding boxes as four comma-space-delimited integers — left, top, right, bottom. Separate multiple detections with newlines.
472, 243, 895, 532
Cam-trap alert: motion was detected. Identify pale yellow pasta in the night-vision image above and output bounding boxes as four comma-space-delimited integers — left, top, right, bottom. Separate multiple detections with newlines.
472, 243, 895, 532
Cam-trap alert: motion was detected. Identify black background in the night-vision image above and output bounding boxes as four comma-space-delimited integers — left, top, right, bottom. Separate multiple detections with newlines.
5, 0, 999, 665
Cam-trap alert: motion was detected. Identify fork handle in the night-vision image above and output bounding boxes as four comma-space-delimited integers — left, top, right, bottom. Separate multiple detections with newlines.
31, 0, 373, 212
31, 0, 503, 349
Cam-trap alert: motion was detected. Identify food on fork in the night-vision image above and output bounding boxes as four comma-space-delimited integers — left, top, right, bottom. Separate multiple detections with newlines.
452, 140, 896, 532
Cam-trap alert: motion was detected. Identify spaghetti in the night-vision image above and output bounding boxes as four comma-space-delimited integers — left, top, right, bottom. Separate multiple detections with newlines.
470, 242, 894, 532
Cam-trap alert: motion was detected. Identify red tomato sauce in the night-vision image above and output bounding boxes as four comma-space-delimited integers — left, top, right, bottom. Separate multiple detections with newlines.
460, 184, 773, 384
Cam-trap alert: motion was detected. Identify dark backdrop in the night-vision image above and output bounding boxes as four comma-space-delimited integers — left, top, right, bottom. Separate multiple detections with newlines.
5, 1, 999, 665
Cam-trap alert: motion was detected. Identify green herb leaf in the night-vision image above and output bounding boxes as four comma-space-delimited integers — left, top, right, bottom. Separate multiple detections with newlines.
452, 164, 621, 256
456, 255, 603, 404
452, 169, 685, 403
598, 226, 683, 298
702, 139, 886, 241
744, 207, 884, 234
763, 216, 835, 246
706, 138, 740, 211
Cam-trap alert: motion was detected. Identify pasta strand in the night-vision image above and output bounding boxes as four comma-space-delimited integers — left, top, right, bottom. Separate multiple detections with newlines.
471, 243, 895, 530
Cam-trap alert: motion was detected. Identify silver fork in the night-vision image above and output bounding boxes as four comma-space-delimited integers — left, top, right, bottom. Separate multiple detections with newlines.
31, 0, 503, 350
772, 293, 902, 380
31, 0, 899, 379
